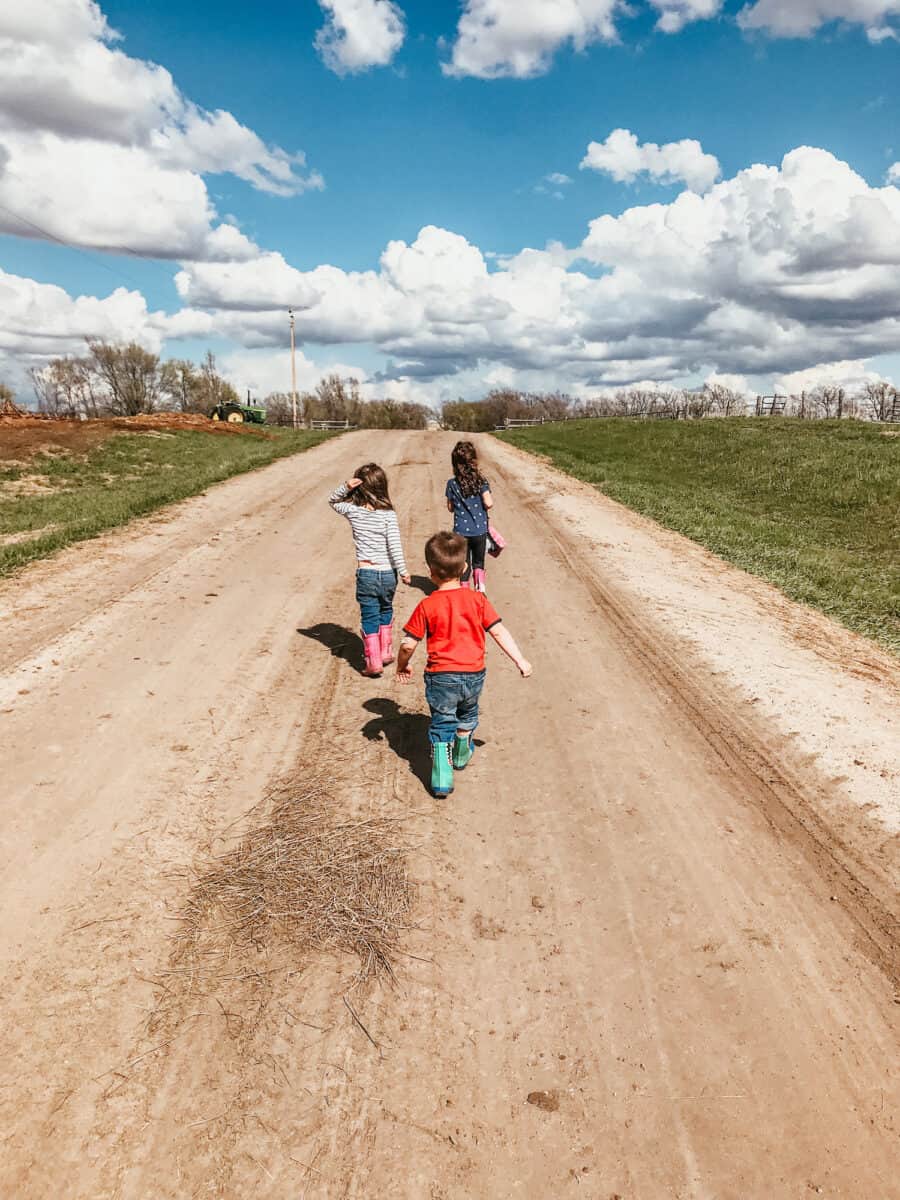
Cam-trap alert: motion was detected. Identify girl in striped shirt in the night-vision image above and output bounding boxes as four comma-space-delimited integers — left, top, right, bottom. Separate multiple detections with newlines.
329, 463, 410, 677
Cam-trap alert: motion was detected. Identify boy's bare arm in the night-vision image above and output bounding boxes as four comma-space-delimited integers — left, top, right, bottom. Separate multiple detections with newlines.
396, 636, 418, 684
489, 623, 532, 677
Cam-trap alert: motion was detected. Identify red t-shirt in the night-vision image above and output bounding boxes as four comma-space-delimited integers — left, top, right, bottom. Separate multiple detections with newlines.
403, 587, 501, 673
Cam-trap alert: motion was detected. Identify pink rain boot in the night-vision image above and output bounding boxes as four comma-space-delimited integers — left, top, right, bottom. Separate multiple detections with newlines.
379, 624, 394, 666
362, 632, 383, 677
473, 568, 487, 593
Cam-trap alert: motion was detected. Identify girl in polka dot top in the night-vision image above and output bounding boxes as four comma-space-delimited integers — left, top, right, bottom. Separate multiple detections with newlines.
445, 440, 494, 593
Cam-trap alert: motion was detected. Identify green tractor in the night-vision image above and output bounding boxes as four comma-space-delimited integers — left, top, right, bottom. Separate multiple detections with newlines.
210, 393, 267, 425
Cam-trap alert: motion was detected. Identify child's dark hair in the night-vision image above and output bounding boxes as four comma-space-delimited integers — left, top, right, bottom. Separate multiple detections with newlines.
425, 531, 467, 582
451, 441, 487, 498
349, 463, 393, 510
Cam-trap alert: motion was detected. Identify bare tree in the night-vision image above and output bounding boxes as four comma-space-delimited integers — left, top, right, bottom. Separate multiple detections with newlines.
161, 359, 198, 412
303, 375, 362, 425
263, 392, 294, 426
808, 385, 846, 419
30, 356, 102, 417
197, 351, 240, 414
85, 340, 165, 416
704, 383, 747, 417
862, 381, 896, 422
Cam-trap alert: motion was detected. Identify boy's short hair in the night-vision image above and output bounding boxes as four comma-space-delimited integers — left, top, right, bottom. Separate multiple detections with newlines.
425, 531, 467, 581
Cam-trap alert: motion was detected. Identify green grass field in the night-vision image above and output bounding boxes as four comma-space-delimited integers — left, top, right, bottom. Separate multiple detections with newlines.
0, 426, 333, 577
496, 419, 900, 654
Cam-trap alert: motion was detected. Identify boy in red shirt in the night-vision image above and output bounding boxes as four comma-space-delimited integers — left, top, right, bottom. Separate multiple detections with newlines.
397, 531, 532, 798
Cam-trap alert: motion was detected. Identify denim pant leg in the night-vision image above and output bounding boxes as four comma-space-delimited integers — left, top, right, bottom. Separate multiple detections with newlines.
425, 674, 462, 744
424, 672, 485, 744
356, 570, 382, 636
378, 570, 397, 627
455, 670, 485, 733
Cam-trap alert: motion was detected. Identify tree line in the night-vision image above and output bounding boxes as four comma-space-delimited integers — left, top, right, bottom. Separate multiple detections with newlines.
24, 341, 241, 418
3, 341, 431, 429
264, 374, 430, 430
439, 382, 899, 431
4, 341, 897, 428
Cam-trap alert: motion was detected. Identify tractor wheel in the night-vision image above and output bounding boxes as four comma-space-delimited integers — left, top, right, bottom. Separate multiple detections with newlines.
211, 411, 221, 421
227, 411, 244, 424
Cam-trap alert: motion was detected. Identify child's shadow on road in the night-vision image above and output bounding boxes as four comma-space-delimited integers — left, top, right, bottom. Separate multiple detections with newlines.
296, 622, 362, 672
361, 698, 432, 792
361, 698, 485, 796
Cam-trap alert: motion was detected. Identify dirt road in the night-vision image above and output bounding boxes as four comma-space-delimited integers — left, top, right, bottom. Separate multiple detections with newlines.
1, 431, 897, 1199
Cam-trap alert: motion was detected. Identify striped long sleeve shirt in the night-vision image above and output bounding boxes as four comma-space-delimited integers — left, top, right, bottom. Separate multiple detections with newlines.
329, 483, 408, 575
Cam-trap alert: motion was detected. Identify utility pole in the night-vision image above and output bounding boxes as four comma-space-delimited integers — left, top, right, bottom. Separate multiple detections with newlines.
289, 308, 298, 429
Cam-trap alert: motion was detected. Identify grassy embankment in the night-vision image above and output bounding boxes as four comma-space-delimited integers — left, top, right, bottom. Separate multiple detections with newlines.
0, 425, 333, 577
496, 419, 899, 654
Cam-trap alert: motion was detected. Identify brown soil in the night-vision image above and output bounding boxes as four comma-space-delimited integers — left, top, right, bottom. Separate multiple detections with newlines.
0, 524, 60, 547
0, 412, 269, 462
0, 431, 897, 1199
0, 473, 59, 497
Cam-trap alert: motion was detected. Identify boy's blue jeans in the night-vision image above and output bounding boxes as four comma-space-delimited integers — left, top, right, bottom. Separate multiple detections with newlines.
424, 670, 486, 745
356, 568, 397, 636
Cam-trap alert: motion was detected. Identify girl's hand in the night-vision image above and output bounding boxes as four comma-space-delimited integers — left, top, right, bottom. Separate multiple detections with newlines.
347, 477, 362, 489
400, 573, 411, 586
396, 666, 414, 685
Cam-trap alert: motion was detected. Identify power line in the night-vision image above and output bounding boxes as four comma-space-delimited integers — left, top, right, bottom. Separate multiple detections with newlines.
0, 199, 179, 294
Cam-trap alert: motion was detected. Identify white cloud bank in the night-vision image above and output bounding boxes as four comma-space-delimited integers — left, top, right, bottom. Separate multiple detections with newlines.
315, 0, 406, 75
0, 268, 161, 369
738, 0, 900, 40
0, 1, 322, 260
164, 148, 900, 395
581, 129, 721, 192
441, 0, 899, 78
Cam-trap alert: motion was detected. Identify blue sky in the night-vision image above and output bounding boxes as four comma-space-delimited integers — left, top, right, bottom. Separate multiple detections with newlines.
1, 0, 899, 404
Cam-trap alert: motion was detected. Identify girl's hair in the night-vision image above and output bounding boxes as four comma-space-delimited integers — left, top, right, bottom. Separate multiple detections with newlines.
349, 463, 393, 510
451, 441, 487, 498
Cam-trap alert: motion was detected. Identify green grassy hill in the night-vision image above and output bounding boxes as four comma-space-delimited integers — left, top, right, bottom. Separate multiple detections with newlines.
497, 418, 899, 654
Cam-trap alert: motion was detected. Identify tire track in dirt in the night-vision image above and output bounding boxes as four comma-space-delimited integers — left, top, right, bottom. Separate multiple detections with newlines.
486, 445, 900, 986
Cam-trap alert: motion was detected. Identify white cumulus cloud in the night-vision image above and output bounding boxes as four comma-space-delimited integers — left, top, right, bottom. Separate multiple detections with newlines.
775, 359, 890, 393
0, 268, 161, 364
315, 0, 406, 75
581, 128, 721, 192
443, 0, 626, 79
7, 145, 900, 404
650, 0, 723, 33
0, 0, 321, 259
171, 149, 900, 393
220, 347, 374, 399
738, 0, 900, 40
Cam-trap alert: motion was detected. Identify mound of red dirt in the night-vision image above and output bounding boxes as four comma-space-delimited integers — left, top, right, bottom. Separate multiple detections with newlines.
112, 413, 270, 436
0, 412, 270, 461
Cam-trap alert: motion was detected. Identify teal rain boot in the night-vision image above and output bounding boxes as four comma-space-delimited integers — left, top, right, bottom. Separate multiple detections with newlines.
431, 742, 454, 798
452, 731, 474, 770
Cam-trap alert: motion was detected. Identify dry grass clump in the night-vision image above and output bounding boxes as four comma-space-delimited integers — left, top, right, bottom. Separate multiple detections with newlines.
158, 775, 413, 1024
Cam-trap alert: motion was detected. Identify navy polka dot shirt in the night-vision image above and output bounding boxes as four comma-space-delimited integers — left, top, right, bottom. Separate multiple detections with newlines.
446, 477, 490, 537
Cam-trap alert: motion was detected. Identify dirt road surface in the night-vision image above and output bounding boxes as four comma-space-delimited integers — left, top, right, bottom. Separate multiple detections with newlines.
2, 431, 898, 1199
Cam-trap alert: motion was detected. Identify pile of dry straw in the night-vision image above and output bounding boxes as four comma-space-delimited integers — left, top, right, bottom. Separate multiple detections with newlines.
159, 775, 414, 1020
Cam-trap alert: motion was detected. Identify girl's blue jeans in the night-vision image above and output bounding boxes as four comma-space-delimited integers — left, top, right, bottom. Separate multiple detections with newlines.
356, 568, 397, 635
424, 670, 486, 744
